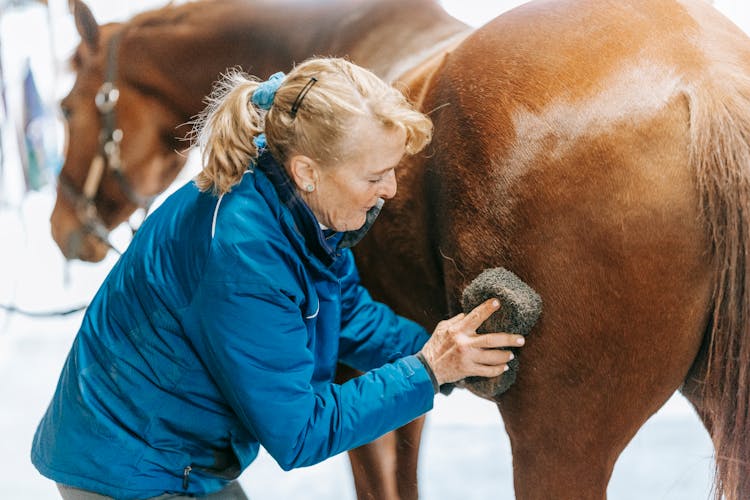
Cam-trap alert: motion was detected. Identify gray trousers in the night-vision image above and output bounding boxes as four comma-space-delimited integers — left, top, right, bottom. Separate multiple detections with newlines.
57, 481, 248, 500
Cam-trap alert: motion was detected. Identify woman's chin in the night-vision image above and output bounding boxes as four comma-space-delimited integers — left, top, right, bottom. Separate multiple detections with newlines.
331, 216, 367, 232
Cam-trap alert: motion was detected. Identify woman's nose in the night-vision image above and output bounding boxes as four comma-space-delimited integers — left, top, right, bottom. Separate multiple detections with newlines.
380, 169, 397, 199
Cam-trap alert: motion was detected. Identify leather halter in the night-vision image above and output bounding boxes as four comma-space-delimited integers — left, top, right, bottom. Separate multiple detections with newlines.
58, 31, 155, 253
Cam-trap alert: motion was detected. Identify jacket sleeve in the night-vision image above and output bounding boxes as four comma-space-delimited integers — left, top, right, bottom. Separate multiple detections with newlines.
187, 278, 434, 471
336, 250, 431, 372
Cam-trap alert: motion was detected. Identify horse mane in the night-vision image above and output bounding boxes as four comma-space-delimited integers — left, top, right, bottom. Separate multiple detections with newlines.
127, 0, 205, 29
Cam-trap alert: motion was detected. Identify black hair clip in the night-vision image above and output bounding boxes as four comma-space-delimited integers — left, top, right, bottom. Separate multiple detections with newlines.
290, 77, 317, 118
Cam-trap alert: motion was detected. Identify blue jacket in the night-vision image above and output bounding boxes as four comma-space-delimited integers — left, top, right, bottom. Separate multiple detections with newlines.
32, 152, 435, 499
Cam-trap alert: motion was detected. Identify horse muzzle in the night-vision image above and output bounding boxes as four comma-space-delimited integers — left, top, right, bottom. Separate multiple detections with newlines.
50, 203, 110, 262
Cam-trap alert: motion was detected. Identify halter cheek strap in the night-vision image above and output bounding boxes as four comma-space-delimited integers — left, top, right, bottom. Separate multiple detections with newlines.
90, 31, 154, 209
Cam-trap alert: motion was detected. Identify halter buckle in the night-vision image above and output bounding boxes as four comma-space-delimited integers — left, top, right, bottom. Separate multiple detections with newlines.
95, 82, 120, 113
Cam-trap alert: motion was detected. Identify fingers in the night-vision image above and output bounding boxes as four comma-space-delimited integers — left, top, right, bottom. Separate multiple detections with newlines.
471, 363, 509, 379
473, 332, 526, 349
427, 301, 528, 384
443, 312, 466, 327
473, 347, 514, 366
433, 313, 466, 336
461, 298, 501, 330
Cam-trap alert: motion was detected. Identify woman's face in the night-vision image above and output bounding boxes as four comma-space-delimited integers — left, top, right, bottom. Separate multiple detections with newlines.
301, 121, 407, 232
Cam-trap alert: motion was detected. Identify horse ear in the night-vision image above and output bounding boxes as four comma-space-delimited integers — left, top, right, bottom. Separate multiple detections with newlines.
71, 0, 100, 50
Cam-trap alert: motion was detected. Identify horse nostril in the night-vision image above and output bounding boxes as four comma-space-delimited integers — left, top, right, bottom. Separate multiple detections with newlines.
73, 232, 110, 263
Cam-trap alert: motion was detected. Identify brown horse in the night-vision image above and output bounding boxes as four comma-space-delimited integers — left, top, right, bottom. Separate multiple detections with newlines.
53, 0, 469, 262
52, 0, 750, 499
53, 1, 468, 499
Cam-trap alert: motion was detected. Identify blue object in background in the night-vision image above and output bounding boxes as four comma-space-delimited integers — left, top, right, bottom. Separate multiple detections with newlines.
21, 60, 61, 192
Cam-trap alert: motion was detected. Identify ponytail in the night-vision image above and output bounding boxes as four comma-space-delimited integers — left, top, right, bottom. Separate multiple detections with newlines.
193, 68, 263, 195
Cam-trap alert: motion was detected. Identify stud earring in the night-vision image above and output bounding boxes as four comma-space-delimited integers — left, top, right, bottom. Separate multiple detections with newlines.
305, 184, 315, 192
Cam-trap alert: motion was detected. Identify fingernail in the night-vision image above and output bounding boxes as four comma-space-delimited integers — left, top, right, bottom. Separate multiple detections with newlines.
508, 353, 514, 360
504, 365, 509, 372
516, 337, 525, 345
491, 299, 500, 308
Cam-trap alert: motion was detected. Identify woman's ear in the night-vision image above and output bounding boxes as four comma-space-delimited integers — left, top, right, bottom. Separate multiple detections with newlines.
287, 154, 319, 192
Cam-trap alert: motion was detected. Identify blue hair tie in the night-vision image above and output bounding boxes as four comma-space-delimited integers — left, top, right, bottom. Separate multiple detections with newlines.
253, 133, 267, 150
251, 71, 285, 110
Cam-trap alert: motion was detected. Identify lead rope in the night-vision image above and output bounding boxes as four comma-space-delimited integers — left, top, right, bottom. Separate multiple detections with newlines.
0, 303, 87, 318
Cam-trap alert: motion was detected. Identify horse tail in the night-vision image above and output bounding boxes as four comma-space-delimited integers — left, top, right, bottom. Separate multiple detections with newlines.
689, 72, 750, 499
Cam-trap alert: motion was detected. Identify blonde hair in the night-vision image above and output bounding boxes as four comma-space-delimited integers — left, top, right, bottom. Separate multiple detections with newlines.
193, 57, 433, 195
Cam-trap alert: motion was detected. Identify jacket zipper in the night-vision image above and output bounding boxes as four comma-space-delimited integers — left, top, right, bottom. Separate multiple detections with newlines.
182, 465, 192, 490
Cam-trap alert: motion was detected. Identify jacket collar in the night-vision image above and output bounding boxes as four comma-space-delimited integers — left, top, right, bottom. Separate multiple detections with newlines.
255, 151, 382, 266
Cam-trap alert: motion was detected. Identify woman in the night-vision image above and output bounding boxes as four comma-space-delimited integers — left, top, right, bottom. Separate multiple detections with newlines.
32, 58, 524, 499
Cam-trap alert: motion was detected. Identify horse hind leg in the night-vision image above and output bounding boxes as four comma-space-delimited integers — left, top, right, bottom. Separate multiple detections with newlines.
348, 432, 400, 500
502, 347, 703, 500
394, 416, 425, 500
337, 363, 425, 500
346, 417, 425, 500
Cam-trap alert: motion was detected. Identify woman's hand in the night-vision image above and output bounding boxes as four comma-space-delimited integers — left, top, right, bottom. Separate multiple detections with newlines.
419, 298, 526, 386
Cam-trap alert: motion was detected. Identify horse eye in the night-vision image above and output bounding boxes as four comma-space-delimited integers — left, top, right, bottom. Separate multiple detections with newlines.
60, 104, 71, 120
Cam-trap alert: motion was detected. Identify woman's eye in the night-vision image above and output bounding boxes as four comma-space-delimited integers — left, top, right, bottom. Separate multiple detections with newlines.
369, 177, 383, 184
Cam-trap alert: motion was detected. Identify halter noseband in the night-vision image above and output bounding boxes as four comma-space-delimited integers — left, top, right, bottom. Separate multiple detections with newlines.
59, 31, 156, 256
